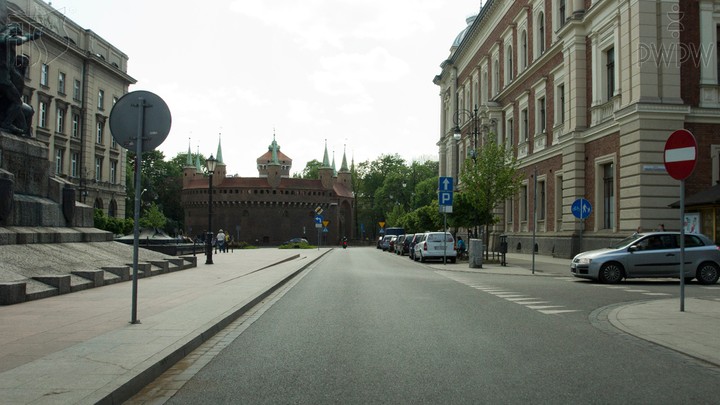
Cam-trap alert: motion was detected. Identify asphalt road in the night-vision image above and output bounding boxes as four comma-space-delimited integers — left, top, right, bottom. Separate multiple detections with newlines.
163, 248, 720, 404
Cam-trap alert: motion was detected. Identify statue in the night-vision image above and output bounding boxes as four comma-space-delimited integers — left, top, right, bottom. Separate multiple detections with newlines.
0, 23, 41, 136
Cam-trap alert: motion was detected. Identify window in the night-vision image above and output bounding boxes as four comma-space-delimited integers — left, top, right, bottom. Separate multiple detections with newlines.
539, 97, 546, 133
522, 109, 528, 141
110, 161, 117, 184
521, 185, 528, 222
111, 136, 116, 148
39, 102, 47, 127
507, 45, 513, 82
72, 114, 80, 138
538, 180, 546, 221
74, 80, 81, 100
40, 64, 49, 86
113, 97, 118, 106
23, 55, 30, 78
96, 121, 103, 144
56, 108, 64, 133
55, 148, 63, 174
606, 47, 615, 100
95, 157, 102, 181
507, 197, 513, 223
494, 60, 500, 94
603, 163, 614, 229
555, 174, 563, 225
71, 153, 78, 177
559, 0, 566, 27
558, 85, 565, 123
507, 118, 514, 146
58, 72, 65, 94
98, 90, 104, 109
522, 31, 528, 69
538, 13, 545, 55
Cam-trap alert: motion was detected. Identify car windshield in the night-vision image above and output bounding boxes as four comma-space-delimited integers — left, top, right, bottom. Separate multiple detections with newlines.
609, 234, 643, 249
427, 233, 453, 243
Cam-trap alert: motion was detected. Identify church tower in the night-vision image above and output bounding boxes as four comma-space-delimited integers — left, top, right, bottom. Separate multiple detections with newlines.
266, 135, 282, 188
318, 140, 334, 190
337, 145, 352, 190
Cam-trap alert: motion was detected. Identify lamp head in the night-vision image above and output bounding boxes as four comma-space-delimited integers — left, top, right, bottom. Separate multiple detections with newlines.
453, 125, 461, 138
206, 155, 218, 173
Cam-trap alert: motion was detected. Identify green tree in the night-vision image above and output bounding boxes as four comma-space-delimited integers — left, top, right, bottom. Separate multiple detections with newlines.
94, 208, 107, 230
460, 136, 522, 257
298, 159, 322, 179
141, 202, 167, 228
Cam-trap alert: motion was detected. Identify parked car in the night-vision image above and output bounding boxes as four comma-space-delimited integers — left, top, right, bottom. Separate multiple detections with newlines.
408, 234, 422, 260
387, 235, 398, 253
381, 235, 393, 251
570, 232, 720, 284
376, 236, 383, 249
284, 238, 308, 245
413, 232, 456, 263
400, 233, 414, 256
394, 235, 406, 255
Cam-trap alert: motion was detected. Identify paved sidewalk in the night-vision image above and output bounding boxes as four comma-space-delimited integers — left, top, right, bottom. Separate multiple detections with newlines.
0, 248, 330, 405
428, 252, 720, 368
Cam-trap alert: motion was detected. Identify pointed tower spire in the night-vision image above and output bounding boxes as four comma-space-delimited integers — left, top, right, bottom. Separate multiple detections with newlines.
322, 139, 331, 168
216, 133, 225, 165
332, 151, 337, 177
185, 137, 194, 167
195, 145, 202, 172
269, 132, 280, 165
339, 144, 350, 173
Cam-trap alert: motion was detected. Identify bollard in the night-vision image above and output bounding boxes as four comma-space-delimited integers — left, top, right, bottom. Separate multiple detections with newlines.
469, 239, 483, 268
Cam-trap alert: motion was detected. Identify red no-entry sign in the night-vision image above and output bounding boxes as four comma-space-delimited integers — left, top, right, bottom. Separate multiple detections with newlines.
664, 129, 697, 180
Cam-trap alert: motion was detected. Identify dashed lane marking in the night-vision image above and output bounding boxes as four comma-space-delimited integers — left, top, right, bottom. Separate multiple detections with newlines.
539, 309, 581, 314
643, 293, 671, 296
526, 305, 565, 310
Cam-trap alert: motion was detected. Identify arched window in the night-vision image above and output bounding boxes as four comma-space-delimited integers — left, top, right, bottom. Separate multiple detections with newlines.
94, 198, 103, 210
108, 199, 117, 217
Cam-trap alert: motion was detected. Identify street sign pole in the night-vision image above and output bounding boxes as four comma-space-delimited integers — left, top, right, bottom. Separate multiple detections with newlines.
131, 98, 146, 325
664, 129, 697, 312
444, 212, 447, 265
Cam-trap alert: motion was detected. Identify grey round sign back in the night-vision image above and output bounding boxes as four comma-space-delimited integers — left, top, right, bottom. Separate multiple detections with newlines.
109, 90, 172, 152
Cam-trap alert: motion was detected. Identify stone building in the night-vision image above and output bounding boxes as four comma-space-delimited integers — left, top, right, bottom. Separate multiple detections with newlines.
9, 0, 135, 218
435, 0, 720, 257
181, 136, 354, 246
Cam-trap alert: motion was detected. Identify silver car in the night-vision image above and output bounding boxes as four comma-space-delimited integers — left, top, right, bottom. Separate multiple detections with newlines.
571, 232, 720, 284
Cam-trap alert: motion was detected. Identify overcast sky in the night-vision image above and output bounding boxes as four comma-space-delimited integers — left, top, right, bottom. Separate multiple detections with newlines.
50, 0, 482, 177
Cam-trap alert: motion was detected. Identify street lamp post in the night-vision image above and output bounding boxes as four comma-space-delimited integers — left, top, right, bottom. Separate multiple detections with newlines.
205, 155, 217, 265
454, 104, 480, 238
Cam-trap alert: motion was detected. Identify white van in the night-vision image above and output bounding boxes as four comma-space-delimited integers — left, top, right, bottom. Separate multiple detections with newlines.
413, 232, 456, 263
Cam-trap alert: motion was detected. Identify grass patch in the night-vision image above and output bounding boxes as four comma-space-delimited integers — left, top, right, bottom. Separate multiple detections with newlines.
231, 242, 259, 249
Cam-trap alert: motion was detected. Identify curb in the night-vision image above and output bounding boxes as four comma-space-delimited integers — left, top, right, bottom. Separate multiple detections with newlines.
93, 250, 332, 405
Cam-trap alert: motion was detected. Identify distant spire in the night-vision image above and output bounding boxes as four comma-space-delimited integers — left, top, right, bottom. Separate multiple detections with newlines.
332, 151, 337, 177
216, 133, 225, 165
322, 139, 331, 168
339, 144, 350, 173
195, 145, 202, 172
185, 137, 194, 167
268, 132, 280, 165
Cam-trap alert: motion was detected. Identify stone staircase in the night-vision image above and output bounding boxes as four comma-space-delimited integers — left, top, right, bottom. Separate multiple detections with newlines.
0, 242, 198, 305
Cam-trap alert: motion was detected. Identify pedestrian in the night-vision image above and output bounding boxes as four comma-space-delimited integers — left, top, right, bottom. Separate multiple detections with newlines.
656, 224, 665, 232
633, 226, 643, 236
456, 237, 466, 259
217, 229, 226, 253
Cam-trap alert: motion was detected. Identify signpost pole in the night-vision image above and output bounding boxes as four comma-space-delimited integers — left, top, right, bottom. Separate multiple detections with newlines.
444, 212, 447, 265
680, 180, 686, 311
131, 98, 146, 325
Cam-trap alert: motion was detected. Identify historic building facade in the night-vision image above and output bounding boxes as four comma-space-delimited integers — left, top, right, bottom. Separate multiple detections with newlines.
181, 136, 354, 246
9, 0, 136, 218
435, 0, 720, 257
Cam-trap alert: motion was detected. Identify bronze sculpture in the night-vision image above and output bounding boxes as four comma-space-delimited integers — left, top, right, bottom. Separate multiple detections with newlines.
0, 23, 41, 136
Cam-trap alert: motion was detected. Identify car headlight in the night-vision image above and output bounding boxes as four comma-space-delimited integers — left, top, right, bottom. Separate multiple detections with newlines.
577, 258, 592, 264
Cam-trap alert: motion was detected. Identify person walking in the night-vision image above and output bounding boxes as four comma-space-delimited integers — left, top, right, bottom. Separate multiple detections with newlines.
217, 229, 226, 253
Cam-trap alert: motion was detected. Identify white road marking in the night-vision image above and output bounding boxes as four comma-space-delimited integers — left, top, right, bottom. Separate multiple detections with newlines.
624, 290, 650, 293
495, 294, 528, 298
515, 301, 549, 305
526, 305, 565, 310
539, 309, 581, 314
643, 293, 671, 296
505, 298, 539, 302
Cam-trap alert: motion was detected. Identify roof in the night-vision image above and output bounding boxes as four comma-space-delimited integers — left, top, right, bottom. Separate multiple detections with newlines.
333, 182, 353, 198
184, 176, 326, 191
257, 150, 292, 162
669, 183, 720, 208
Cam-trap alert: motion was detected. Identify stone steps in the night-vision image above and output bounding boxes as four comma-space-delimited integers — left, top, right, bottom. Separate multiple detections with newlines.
0, 256, 197, 305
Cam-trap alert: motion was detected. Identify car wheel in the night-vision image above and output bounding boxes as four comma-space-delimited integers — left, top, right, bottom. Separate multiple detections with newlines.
420, 253, 426, 263
696, 262, 720, 285
598, 262, 624, 284
684, 277, 694, 284
449, 257, 456, 263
